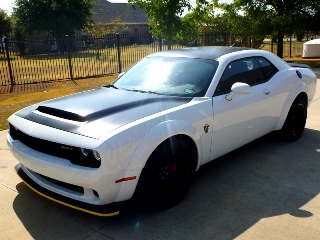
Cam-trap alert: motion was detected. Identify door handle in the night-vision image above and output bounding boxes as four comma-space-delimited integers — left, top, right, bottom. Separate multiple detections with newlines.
263, 89, 271, 95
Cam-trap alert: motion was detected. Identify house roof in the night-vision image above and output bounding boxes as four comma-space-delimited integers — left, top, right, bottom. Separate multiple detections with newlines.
93, 0, 149, 24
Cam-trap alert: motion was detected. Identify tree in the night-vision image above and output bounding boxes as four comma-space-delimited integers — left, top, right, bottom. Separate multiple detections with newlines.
0, 9, 12, 38
181, 1, 270, 48
233, 0, 317, 57
307, 0, 320, 36
128, 0, 191, 49
215, 2, 272, 48
10, 14, 28, 55
175, 1, 211, 44
13, 0, 96, 40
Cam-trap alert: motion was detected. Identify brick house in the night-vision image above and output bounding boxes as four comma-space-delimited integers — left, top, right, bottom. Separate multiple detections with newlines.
26, 0, 150, 52
92, 0, 149, 35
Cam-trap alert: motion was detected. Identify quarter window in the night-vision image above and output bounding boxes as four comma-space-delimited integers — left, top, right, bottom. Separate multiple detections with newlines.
255, 57, 278, 81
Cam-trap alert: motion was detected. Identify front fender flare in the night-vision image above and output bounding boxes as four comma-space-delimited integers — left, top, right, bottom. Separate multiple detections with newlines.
115, 120, 201, 202
126, 119, 201, 172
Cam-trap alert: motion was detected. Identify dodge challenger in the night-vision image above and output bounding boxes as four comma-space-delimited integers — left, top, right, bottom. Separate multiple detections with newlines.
7, 46, 317, 216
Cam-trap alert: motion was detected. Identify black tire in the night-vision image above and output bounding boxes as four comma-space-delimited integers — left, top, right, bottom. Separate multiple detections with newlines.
140, 138, 195, 209
281, 97, 307, 141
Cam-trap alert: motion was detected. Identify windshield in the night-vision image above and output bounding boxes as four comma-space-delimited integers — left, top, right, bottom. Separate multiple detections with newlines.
113, 56, 218, 97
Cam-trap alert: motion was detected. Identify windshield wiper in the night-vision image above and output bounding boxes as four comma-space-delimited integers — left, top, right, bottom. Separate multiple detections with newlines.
127, 89, 161, 95
105, 84, 119, 89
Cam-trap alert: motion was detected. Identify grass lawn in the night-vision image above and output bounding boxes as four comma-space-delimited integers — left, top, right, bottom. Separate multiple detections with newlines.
261, 40, 306, 57
0, 45, 158, 86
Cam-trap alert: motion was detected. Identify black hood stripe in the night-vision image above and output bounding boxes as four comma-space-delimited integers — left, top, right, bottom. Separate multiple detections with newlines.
85, 97, 189, 121
36, 97, 190, 122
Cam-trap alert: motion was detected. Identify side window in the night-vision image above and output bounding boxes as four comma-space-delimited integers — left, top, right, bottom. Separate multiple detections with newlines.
214, 58, 264, 95
255, 57, 278, 81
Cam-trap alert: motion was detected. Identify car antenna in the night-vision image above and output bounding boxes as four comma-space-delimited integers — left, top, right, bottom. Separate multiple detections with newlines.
230, 43, 236, 47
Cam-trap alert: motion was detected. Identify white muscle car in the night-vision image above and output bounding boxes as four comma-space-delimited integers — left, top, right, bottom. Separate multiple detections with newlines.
7, 47, 317, 216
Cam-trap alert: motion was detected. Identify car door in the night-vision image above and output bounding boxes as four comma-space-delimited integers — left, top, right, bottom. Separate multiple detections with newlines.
208, 57, 278, 162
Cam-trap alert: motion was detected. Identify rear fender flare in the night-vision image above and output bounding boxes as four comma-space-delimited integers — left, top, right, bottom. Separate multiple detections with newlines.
275, 82, 308, 130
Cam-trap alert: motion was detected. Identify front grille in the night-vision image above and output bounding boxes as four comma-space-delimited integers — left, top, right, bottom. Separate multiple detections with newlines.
10, 123, 74, 159
39, 174, 84, 194
9, 123, 101, 168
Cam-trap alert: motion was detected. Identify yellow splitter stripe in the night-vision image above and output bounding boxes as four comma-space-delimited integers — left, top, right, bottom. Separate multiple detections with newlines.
14, 168, 120, 217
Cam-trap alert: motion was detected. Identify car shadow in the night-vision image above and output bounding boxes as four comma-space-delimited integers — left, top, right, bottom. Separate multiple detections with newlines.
12, 128, 320, 239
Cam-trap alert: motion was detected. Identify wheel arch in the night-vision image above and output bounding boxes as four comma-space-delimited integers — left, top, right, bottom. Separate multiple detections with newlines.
297, 92, 308, 107
126, 120, 201, 172
275, 90, 308, 130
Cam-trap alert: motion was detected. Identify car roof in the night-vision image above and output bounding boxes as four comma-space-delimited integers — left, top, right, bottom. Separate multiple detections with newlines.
147, 46, 252, 60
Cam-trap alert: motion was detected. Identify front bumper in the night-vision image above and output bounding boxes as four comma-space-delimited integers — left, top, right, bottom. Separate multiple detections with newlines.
7, 120, 141, 215
15, 164, 135, 216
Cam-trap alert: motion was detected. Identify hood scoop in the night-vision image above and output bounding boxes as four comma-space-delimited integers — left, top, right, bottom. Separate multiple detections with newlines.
36, 106, 87, 122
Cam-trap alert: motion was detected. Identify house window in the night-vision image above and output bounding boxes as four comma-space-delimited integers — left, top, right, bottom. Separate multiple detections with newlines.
134, 25, 139, 34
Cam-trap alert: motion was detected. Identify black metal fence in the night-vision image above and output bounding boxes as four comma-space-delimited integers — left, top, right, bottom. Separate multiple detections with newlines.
0, 33, 305, 86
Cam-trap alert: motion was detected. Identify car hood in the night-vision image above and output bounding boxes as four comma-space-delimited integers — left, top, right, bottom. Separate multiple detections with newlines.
15, 87, 192, 139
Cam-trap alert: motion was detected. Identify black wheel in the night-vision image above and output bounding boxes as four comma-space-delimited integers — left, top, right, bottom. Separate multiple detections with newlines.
140, 138, 195, 209
281, 97, 307, 141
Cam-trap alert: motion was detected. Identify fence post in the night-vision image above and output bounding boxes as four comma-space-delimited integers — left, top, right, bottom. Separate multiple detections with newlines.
159, 38, 162, 51
289, 35, 292, 58
271, 39, 274, 53
4, 37, 14, 85
116, 33, 122, 73
223, 32, 227, 46
66, 35, 74, 81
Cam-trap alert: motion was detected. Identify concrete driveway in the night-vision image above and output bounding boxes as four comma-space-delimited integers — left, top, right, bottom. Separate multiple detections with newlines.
1, 76, 320, 240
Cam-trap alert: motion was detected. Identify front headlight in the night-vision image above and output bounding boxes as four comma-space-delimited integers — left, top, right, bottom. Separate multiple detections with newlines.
81, 148, 90, 157
93, 151, 101, 161
73, 148, 101, 168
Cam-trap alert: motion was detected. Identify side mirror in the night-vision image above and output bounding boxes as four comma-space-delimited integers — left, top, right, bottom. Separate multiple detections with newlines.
225, 82, 251, 101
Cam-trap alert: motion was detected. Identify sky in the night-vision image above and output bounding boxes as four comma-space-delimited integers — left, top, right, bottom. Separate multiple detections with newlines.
0, 0, 197, 15
0, 0, 14, 14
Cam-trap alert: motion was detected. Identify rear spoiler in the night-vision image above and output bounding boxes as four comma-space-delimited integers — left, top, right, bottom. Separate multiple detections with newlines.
287, 62, 311, 68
